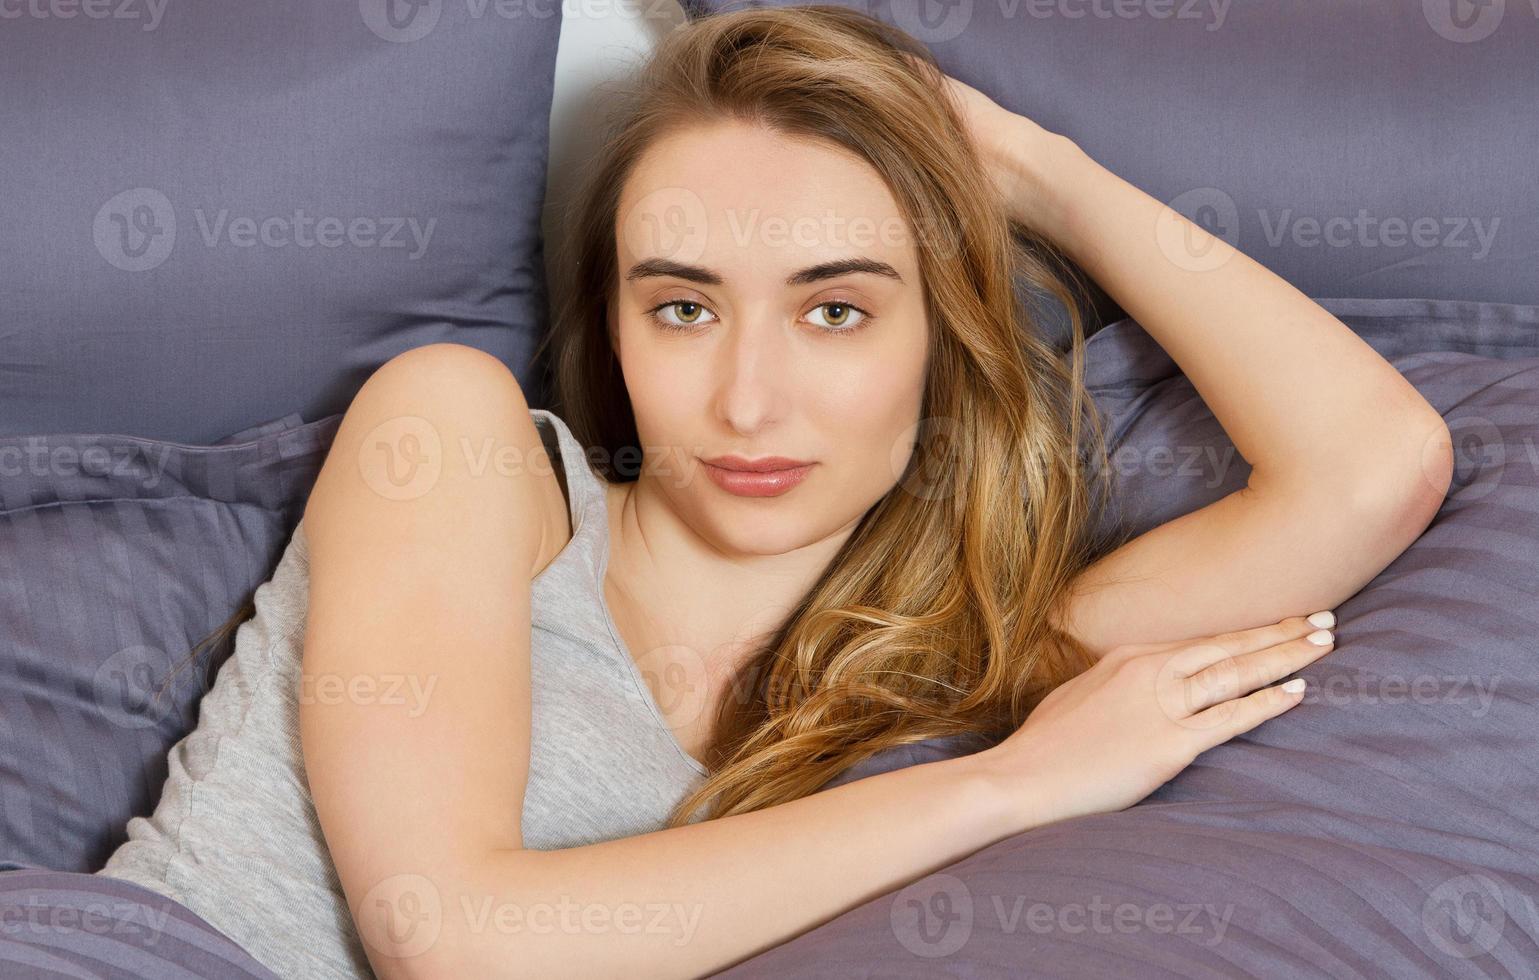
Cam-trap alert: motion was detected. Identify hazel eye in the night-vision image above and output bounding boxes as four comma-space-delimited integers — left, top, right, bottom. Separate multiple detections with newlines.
647, 300, 719, 331
806, 301, 870, 332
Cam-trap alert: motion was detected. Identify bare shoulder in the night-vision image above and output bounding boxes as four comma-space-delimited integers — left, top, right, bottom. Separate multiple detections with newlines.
302, 342, 569, 579
298, 342, 565, 945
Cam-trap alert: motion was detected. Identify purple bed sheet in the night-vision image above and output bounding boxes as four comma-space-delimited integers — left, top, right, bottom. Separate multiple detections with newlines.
0, 861, 279, 979
2, 298, 1534, 979
719, 298, 1539, 978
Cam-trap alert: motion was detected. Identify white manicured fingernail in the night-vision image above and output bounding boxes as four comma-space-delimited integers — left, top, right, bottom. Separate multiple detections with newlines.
1307, 628, 1334, 646
1308, 610, 1335, 629
1282, 678, 1306, 694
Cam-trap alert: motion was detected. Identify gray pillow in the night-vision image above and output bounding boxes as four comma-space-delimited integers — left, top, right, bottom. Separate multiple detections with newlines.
726, 296, 1539, 976
680, 0, 1539, 334
0, 0, 562, 442
0, 412, 339, 873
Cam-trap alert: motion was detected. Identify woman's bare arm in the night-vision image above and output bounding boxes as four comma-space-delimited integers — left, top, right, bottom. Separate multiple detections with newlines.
977, 118, 1454, 656
299, 343, 1039, 980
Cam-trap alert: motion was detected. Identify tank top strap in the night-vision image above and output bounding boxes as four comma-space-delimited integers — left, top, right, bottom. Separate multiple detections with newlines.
529, 408, 605, 532
526, 408, 625, 662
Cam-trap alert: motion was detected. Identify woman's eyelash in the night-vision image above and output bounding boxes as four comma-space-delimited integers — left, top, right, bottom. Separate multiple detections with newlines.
642, 299, 715, 333
642, 298, 875, 335
805, 300, 875, 334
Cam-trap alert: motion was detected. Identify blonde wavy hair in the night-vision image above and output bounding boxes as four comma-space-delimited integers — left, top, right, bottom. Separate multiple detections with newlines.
533, 3, 1132, 827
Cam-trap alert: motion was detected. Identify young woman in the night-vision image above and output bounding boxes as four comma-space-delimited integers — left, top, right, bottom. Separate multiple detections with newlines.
293, 6, 1453, 979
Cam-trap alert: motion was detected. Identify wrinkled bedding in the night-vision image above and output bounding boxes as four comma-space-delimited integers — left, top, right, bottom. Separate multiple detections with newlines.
721, 298, 1539, 978
3, 299, 1534, 978
0, 862, 279, 979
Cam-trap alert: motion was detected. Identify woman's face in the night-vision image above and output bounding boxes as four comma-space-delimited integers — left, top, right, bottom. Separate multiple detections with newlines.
609, 119, 932, 557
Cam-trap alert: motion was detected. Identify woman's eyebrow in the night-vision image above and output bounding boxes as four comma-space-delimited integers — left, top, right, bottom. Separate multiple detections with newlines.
625, 256, 904, 286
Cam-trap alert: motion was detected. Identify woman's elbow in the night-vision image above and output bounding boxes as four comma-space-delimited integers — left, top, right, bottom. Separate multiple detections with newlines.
1348, 414, 1454, 529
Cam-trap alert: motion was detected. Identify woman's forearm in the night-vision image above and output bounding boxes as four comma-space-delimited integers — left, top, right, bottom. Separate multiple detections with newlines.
410, 747, 1030, 979
1010, 130, 1451, 505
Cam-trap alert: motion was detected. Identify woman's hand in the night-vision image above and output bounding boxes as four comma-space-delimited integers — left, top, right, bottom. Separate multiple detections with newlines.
982, 613, 1338, 828
903, 54, 1084, 232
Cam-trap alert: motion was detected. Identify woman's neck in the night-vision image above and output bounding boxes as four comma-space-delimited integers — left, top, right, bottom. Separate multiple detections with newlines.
600, 478, 854, 755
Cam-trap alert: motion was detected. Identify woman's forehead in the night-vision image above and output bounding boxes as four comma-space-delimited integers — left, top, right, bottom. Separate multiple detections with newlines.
616, 123, 919, 282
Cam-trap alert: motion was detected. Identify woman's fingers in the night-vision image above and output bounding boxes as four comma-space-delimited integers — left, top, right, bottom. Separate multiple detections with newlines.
1181, 678, 1309, 751
1177, 628, 1335, 715
1165, 611, 1335, 678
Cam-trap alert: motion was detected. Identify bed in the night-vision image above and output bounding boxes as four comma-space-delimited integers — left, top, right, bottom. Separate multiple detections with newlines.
1, 0, 1534, 976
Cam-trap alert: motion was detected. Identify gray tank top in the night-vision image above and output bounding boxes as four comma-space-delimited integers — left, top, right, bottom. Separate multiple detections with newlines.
97, 408, 709, 980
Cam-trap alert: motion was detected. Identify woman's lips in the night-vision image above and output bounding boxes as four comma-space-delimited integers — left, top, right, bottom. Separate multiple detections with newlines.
702, 461, 814, 497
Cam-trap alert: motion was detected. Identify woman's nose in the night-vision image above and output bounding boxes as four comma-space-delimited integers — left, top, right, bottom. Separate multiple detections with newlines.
713, 316, 793, 434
